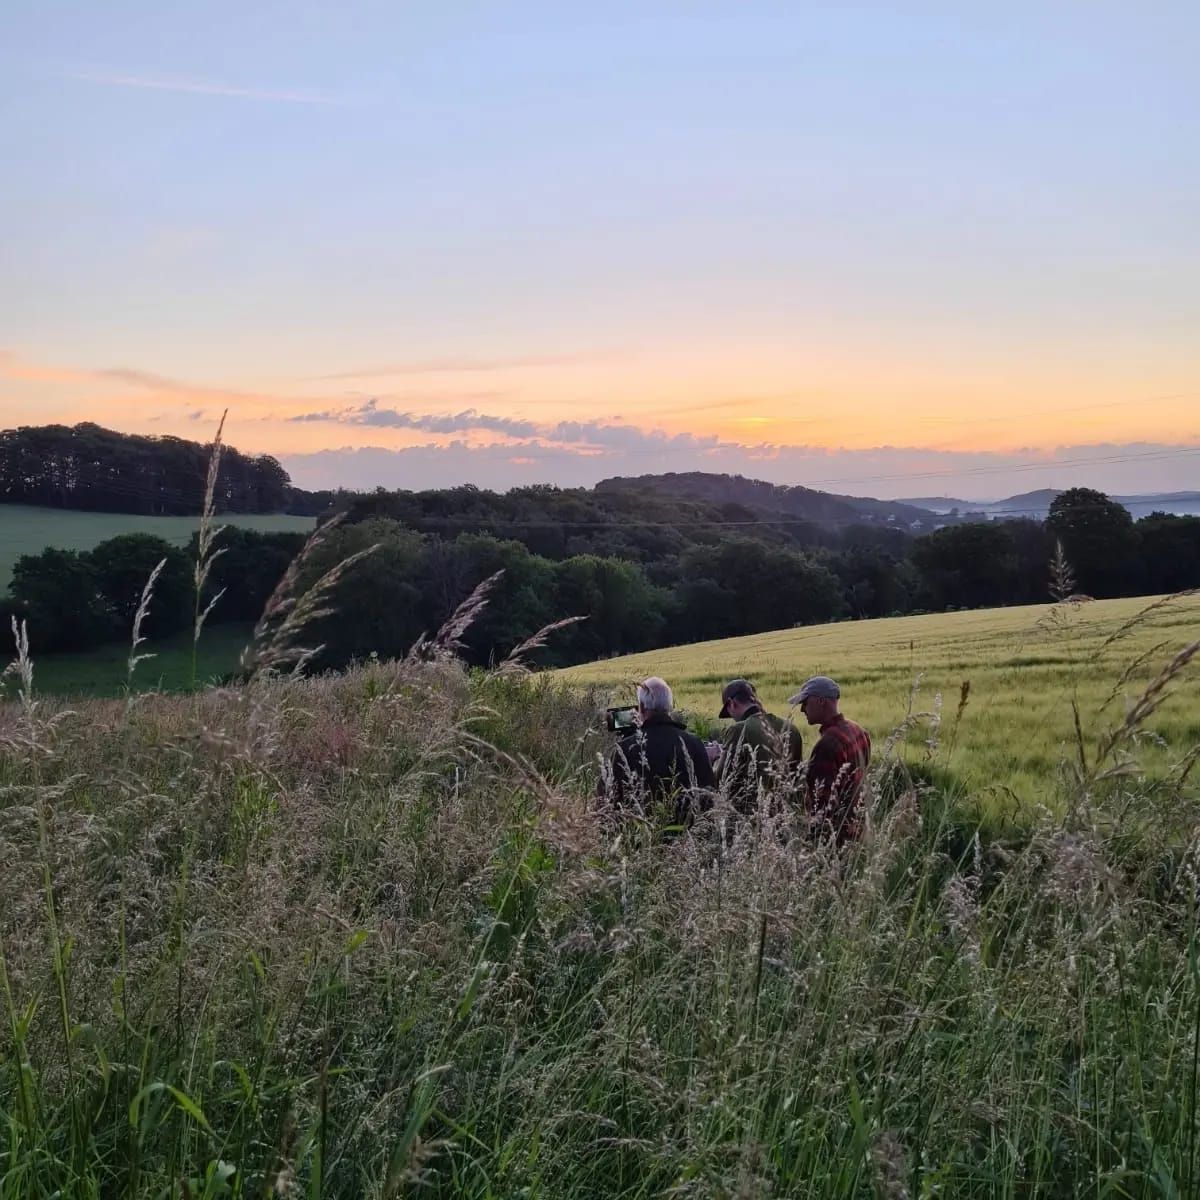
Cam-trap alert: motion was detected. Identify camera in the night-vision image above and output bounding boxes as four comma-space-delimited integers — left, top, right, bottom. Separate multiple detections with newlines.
605, 705, 638, 732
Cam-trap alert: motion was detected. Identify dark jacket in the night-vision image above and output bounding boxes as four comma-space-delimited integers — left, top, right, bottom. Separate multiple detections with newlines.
717, 705, 804, 811
603, 711, 716, 826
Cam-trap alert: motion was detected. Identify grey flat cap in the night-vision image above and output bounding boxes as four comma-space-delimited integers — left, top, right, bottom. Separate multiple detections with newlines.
788, 675, 840, 704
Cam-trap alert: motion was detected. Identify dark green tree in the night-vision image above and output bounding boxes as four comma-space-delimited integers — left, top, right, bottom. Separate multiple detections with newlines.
1046, 489, 1138, 598
909, 523, 1021, 610
1137, 513, 1200, 594
552, 555, 668, 662
9, 548, 116, 651
674, 538, 845, 638
88, 534, 191, 637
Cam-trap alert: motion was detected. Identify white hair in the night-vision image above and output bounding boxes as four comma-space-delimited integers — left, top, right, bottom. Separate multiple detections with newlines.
637, 676, 673, 714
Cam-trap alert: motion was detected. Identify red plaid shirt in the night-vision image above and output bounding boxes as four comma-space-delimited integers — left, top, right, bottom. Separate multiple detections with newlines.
805, 715, 871, 841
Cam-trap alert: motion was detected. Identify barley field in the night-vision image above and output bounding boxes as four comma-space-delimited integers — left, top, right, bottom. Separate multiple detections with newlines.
561, 593, 1200, 812
2, 640, 1200, 1197
0, 505, 316, 590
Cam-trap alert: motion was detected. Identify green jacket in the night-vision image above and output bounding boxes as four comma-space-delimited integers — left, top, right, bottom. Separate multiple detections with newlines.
717, 706, 804, 810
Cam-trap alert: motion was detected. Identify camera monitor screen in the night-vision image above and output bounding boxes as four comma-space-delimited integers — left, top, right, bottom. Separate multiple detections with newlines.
605, 705, 638, 732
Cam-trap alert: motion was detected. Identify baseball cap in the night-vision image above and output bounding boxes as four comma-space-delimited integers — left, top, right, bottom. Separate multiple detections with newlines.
718, 678, 757, 718
788, 675, 840, 705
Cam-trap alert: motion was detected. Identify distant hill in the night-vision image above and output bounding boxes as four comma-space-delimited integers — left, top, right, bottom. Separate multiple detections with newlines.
1116, 492, 1200, 519
596, 472, 938, 529
899, 489, 1200, 520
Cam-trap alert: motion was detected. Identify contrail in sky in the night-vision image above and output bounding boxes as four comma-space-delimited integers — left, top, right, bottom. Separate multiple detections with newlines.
68, 71, 338, 105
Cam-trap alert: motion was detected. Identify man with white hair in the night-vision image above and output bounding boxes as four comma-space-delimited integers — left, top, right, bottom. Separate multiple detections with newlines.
602, 676, 716, 827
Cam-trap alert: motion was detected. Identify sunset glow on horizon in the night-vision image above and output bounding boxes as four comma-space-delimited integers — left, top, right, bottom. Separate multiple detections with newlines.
2, 3, 1197, 498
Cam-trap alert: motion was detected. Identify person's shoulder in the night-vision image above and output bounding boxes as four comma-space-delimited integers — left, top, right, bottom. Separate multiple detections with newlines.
813, 722, 842, 752
611, 729, 640, 756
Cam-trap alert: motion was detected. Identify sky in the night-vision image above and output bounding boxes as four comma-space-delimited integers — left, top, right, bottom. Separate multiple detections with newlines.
1, 1, 1198, 500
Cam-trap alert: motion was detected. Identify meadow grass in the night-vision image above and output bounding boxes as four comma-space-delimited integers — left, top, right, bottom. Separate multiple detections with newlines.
1, 616, 1199, 1197
0, 505, 316, 590
0, 622, 253, 700
560, 594, 1200, 815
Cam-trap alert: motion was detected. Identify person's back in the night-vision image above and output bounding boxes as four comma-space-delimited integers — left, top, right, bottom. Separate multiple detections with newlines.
790, 676, 870, 843
602, 677, 716, 828
717, 693, 804, 812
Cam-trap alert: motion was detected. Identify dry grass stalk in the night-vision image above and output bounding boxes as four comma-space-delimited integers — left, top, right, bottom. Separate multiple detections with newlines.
1048, 540, 1076, 604
243, 534, 382, 676
870, 1130, 910, 1200
945, 679, 970, 759
193, 409, 229, 655
494, 615, 589, 675
407, 570, 504, 663
1093, 639, 1200, 777
249, 513, 347, 646
126, 556, 167, 692
5, 614, 34, 709
1097, 640, 1172, 713
1096, 587, 1199, 656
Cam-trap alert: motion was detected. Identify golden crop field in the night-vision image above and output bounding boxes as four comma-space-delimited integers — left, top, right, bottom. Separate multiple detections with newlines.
560, 593, 1200, 811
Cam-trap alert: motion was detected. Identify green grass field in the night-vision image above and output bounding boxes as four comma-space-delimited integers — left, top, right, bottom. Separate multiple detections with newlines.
561, 593, 1200, 809
1, 622, 254, 699
0, 503, 315, 589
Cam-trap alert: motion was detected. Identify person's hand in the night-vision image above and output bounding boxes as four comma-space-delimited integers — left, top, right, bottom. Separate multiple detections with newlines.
706, 740, 721, 764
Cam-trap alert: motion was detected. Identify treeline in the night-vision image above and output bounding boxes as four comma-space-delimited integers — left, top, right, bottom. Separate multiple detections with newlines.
6, 486, 1200, 666
292, 488, 1200, 669
1, 529, 306, 653
0, 423, 331, 515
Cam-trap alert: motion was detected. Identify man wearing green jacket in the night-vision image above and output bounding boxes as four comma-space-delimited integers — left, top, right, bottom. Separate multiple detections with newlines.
711, 678, 805, 813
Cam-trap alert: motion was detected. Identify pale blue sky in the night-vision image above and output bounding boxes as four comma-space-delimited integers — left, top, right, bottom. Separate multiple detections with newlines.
2, 2, 1197, 496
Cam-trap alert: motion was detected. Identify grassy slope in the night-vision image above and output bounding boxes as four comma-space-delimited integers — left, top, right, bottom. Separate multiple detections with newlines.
560, 593, 1200, 807
0, 504, 315, 589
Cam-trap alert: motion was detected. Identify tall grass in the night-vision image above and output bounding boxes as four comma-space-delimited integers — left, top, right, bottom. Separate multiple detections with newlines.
191, 411, 228, 692
0, 627, 1198, 1196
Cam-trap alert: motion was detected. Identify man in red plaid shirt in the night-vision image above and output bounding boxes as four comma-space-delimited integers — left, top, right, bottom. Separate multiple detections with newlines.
789, 676, 871, 842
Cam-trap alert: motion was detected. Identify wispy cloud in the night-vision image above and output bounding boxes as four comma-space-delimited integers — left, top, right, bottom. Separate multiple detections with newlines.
311, 351, 624, 381
97, 366, 200, 391
67, 71, 339, 106
286, 398, 724, 453
290, 399, 541, 438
